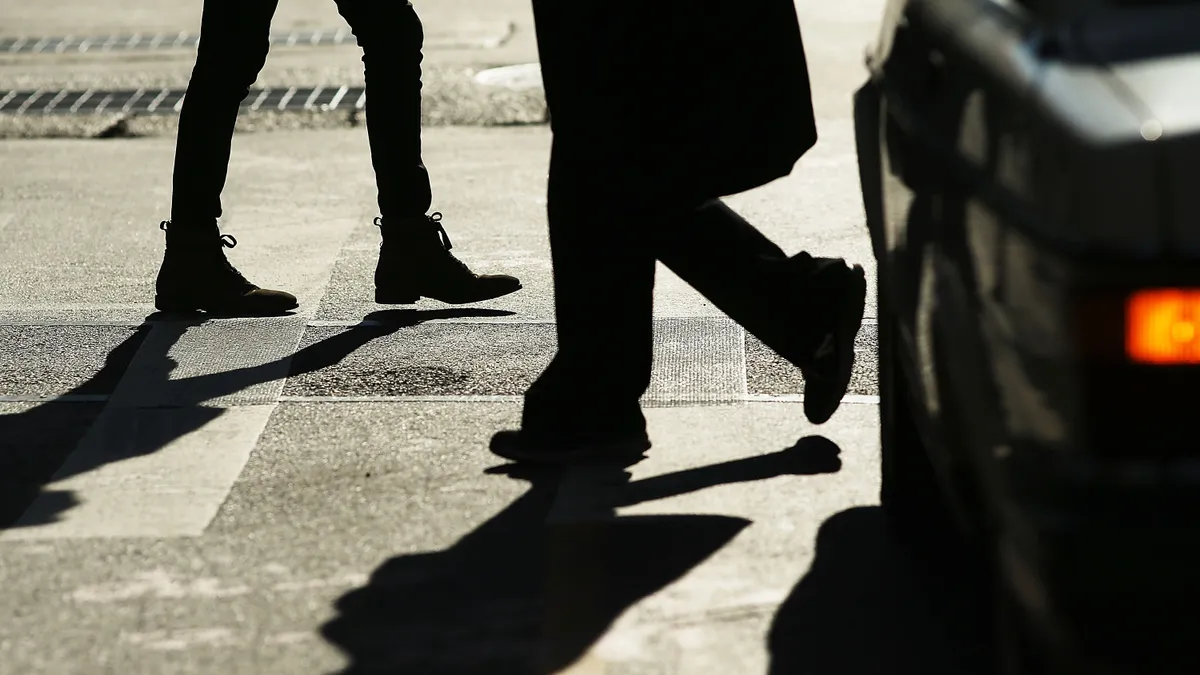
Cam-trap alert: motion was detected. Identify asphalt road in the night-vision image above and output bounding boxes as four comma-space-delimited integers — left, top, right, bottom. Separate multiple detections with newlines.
0, 1, 995, 673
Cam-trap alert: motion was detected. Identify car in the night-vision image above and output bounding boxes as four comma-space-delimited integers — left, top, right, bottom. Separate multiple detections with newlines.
853, 0, 1200, 672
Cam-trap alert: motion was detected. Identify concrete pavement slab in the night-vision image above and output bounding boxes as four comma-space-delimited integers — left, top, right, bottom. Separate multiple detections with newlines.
745, 323, 880, 396
2, 405, 277, 540
0, 324, 147, 397
0, 129, 368, 323
0, 400, 992, 675
0, 401, 106, 529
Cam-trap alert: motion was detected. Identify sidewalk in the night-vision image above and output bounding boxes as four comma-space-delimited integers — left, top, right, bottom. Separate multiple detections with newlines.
0, 126, 995, 675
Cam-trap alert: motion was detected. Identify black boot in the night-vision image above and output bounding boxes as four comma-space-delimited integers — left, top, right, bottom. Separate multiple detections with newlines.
374, 213, 522, 304
154, 221, 298, 316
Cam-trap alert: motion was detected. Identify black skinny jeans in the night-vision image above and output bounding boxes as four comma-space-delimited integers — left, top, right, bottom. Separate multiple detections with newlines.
171, 0, 430, 224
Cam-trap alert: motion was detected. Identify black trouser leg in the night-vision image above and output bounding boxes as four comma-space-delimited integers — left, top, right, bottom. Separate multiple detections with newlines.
654, 200, 821, 362
523, 136, 657, 436
170, 0, 279, 225
334, 0, 432, 218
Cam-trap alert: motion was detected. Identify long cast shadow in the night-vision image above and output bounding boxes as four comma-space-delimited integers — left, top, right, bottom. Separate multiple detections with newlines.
321, 435, 844, 674
768, 506, 992, 675
0, 307, 514, 530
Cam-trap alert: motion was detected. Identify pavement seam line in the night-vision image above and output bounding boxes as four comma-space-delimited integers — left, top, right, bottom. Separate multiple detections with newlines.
2, 395, 882, 404
0, 317, 880, 327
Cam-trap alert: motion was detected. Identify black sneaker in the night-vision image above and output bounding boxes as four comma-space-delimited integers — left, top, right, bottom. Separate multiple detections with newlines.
489, 428, 650, 466
799, 261, 867, 425
154, 221, 298, 316
374, 213, 522, 305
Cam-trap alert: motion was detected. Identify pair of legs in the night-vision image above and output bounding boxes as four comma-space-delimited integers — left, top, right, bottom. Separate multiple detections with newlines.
172, 0, 428, 224
491, 1, 865, 463
156, 0, 519, 315
507, 137, 864, 441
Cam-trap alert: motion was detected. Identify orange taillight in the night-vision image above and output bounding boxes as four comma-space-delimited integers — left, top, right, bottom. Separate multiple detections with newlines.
1126, 289, 1200, 365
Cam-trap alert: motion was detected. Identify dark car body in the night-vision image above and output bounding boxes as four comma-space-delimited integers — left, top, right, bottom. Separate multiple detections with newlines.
853, 0, 1200, 671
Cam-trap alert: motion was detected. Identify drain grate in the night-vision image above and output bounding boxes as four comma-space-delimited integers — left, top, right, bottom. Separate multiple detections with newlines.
1, 23, 513, 55
0, 85, 367, 115
0, 30, 354, 54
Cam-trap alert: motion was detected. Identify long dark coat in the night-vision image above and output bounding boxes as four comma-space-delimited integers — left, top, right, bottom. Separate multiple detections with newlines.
530, 0, 819, 201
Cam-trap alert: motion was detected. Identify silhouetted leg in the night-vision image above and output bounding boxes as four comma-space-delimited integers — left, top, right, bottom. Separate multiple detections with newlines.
334, 0, 431, 218
522, 136, 656, 438
334, 0, 520, 306
156, 0, 296, 316
170, 0, 279, 225
655, 199, 867, 424
654, 200, 827, 362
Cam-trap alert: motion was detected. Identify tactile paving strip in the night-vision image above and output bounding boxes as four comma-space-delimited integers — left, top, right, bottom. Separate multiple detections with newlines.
109, 318, 307, 408
643, 317, 745, 406
0, 85, 366, 116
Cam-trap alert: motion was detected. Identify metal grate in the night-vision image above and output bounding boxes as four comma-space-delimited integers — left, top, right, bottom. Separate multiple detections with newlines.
0, 23, 514, 55
0, 86, 368, 115
0, 29, 359, 55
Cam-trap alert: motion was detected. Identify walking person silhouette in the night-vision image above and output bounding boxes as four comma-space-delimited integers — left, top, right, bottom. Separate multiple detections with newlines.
154, 0, 522, 316
490, 1, 867, 464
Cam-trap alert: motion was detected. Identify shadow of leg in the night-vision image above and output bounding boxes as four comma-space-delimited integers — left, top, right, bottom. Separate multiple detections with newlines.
538, 515, 751, 673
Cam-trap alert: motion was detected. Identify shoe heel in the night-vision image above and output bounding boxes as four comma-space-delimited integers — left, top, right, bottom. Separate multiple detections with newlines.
375, 289, 420, 305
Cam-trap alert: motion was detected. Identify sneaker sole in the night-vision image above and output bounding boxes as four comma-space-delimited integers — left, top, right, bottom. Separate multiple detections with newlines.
803, 265, 867, 425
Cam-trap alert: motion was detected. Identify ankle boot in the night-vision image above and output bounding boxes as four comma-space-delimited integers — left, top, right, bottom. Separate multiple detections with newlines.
154, 221, 298, 316
374, 212, 522, 304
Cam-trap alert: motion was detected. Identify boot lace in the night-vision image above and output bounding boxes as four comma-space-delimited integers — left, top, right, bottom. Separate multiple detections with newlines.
373, 213, 474, 278
427, 212, 453, 250
373, 212, 454, 250
160, 220, 252, 287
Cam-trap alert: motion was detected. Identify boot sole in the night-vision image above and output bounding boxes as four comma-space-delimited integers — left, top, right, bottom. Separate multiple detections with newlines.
375, 283, 523, 306
154, 295, 299, 317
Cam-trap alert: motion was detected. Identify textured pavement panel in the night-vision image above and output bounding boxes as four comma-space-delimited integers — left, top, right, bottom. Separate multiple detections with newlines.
644, 318, 745, 405
110, 318, 307, 407
744, 323, 879, 396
